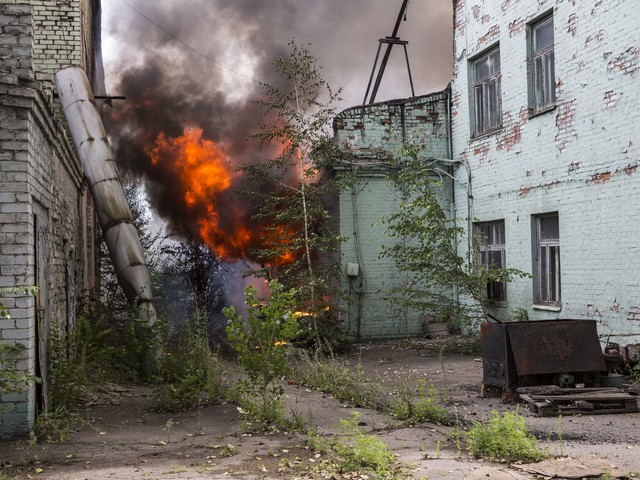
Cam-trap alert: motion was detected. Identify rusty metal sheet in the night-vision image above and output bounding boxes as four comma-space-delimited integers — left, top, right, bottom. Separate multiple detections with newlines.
507, 320, 606, 376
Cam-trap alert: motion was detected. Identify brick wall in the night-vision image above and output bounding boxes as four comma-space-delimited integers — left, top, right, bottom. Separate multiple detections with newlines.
451, 0, 640, 338
334, 92, 452, 338
1, 0, 96, 74
0, 1, 96, 438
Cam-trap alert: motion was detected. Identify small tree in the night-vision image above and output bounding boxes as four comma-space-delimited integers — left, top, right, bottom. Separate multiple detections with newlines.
223, 281, 299, 425
243, 41, 343, 324
380, 139, 529, 328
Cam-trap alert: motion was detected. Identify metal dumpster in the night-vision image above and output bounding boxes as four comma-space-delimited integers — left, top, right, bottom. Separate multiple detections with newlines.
481, 319, 607, 389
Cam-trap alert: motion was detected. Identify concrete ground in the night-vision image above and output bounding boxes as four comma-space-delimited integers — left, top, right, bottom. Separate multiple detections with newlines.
1, 337, 639, 479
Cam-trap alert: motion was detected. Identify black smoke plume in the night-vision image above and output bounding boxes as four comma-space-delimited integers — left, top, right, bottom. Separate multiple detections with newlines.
102, 0, 453, 258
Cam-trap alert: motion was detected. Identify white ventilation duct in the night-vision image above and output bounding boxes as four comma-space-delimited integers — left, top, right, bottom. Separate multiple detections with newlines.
55, 66, 157, 327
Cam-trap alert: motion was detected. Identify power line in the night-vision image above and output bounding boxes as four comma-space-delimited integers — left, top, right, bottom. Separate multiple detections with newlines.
116, 0, 259, 83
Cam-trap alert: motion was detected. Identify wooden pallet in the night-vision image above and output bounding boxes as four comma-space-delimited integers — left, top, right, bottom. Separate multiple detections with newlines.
519, 388, 639, 417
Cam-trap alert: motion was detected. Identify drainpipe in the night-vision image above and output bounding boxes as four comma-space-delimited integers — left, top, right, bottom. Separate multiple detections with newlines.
55, 67, 157, 328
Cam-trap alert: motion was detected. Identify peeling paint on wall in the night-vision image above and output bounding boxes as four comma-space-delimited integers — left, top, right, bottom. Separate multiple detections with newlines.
567, 14, 577, 37
473, 142, 491, 164
585, 29, 604, 46
451, 92, 461, 117
627, 306, 640, 322
472, 4, 481, 20
607, 47, 640, 75
501, 0, 521, 12
555, 100, 577, 152
509, 16, 530, 36
603, 90, 617, 109
590, 171, 611, 184
619, 164, 637, 176
454, 0, 466, 36
477, 25, 500, 48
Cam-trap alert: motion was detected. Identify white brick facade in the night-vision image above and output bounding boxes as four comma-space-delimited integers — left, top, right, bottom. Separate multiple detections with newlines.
451, 0, 640, 337
0, 0, 99, 438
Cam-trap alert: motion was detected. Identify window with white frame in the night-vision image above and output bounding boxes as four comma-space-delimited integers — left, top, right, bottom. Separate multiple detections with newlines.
530, 15, 556, 113
472, 47, 502, 135
533, 213, 561, 305
475, 220, 506, 301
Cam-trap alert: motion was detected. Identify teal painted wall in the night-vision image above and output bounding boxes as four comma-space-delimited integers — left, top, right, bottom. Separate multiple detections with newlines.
333, 92, 453, 338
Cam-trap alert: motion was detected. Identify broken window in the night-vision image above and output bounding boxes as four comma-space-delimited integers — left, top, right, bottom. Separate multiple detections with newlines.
533, 212, 561, 305
530, 15, 556, 113
472, 46, 502, 135
475, 220, 506, 301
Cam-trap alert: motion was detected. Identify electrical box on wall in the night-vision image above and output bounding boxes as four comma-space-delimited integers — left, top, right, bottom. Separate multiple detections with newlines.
346, 262, 360, 277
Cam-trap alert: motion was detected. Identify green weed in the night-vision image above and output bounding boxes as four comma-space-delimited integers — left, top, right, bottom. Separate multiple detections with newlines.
295, 350, 386, 410
393, 377, 450, 425
48, 313, 156, 410
306, 412, 402, 478
32, 408, 83, 444
557, 414, 564, 456
338, 413, 395, 474
466, 409, 548, 463
218, 444, 238, 458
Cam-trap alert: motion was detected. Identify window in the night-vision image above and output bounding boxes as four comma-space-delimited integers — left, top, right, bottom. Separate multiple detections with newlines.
533, 213, 560, 305
472, 47, 502, 135
475, 220, 506, 301
530, 15, 556, 113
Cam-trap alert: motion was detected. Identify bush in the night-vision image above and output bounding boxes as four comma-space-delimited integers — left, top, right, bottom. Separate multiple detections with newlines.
466, 409, 548, 463
223, 281, 299, 427
48, 313, 154, 409
338, 412, 395, 472
152, 312, 226, 412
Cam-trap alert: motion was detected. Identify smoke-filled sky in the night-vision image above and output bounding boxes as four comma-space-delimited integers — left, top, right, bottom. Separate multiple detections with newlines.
100, 0, 454, 259
102, 0, 453, 107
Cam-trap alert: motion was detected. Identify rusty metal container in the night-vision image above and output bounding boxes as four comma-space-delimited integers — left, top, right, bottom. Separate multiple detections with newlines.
481, 319, 607, 389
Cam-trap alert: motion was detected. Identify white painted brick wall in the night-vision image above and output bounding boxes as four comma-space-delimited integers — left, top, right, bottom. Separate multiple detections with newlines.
0, 1, 94, 439
451, 0, 640, 337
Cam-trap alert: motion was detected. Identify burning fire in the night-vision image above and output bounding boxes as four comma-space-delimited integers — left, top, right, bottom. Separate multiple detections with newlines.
144, 126, 298, 263
146, 127, 252, 258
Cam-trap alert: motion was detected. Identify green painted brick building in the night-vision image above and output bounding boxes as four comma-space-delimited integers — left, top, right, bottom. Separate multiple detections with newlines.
333, 91, 454, 338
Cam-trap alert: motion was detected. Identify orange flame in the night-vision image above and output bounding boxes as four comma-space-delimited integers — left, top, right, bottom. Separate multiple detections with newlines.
145, 126, 299, 264
146, 127, 253, 259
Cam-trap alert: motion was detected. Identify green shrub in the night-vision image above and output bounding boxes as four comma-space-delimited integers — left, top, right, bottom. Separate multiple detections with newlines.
466, 409, 548, 463
223, 281, 299, 427
305, 412, 401, 478
337, 412, 396, 473
48, 313, 155, 409
152, 312, 226, 412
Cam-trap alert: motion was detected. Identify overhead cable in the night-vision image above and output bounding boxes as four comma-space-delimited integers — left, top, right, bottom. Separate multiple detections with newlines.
117, 0, 259, 83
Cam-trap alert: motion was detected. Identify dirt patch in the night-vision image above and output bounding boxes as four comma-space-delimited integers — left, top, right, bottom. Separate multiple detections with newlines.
2, 338, 639, 479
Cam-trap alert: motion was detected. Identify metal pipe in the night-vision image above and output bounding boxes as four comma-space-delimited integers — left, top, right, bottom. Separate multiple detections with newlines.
55, 66, 157, 327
